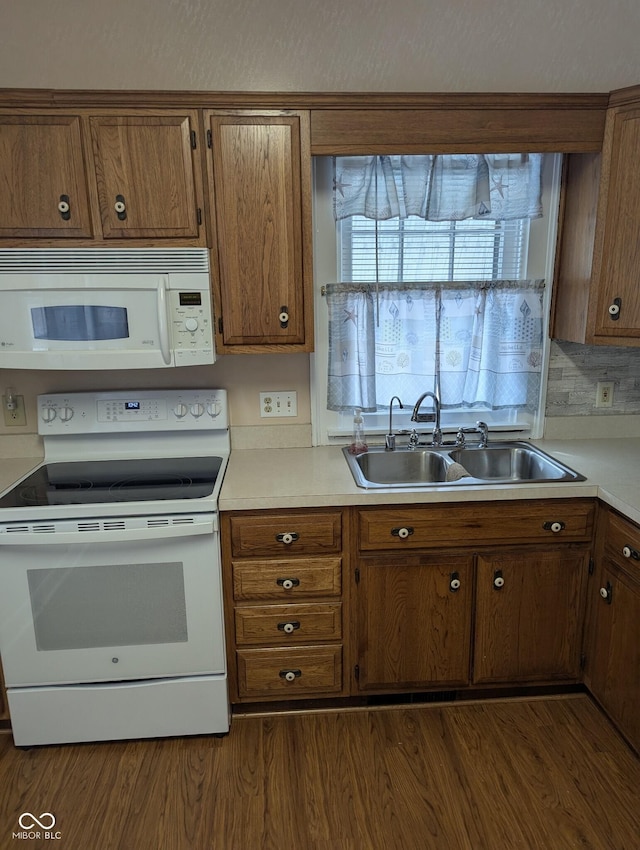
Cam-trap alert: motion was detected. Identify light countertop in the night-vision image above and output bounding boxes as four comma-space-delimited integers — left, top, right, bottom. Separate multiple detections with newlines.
218, 439, 640, 525
1, 438, 639, 527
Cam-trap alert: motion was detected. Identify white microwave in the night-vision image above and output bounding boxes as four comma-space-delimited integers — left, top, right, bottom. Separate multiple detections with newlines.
0, 249, 215, 370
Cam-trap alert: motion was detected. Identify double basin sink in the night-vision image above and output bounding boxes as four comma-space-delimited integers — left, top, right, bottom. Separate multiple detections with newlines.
343, 441, 586, 489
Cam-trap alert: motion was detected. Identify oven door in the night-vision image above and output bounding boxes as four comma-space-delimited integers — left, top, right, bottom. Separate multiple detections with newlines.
0, 514, 225, 687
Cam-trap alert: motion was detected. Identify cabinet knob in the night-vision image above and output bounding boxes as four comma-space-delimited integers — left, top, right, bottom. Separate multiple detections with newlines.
622, 545, 640, 560
276, 532, 299, 545
279, 669, 302, 682
278, 621, 301, 634
57, 194, 71, 219
276, 577, 300, 590
279, 306, 290, 327
600, 581, 613, 604
608, 298, 621, 320
450, 572, 461, 592
543, 521, 565, 533
391, 526, 414, 539
493, 570, 505, 589
114, 194, 127, 220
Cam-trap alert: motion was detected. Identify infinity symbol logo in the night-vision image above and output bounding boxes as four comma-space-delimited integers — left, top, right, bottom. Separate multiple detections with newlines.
18, 812, 56, 830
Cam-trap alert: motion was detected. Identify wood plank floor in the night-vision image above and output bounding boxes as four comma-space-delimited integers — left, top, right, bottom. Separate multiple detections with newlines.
1, 694, 639, 849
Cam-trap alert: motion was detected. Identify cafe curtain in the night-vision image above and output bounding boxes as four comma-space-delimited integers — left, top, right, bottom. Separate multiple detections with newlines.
326, 280, 545, 413
333, 154, 544, 222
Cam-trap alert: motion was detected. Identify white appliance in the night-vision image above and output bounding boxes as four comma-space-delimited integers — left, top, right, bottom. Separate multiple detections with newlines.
0, 388, 230, 746
0, 249, 215, 370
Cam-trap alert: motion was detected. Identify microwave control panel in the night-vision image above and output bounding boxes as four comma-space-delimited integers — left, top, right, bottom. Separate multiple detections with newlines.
169, 290, 214, 365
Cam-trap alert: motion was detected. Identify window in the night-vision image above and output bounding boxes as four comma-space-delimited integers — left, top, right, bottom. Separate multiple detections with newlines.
311, 154, 563, 445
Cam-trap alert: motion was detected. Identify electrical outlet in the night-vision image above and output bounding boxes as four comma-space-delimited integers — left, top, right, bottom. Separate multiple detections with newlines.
3, 394, 27, 426
596, 381, 614, 409
259, 391, 298, 418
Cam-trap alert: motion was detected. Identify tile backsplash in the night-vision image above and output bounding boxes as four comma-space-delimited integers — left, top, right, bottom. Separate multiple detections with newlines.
546, 341, 640, 417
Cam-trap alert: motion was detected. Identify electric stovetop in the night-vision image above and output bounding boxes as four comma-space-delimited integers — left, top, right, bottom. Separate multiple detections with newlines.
0, 456, 224, 508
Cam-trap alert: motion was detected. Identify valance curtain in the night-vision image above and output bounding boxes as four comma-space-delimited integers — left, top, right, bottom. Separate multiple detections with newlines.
326, 280, 545, 413
333, 154, 544, 222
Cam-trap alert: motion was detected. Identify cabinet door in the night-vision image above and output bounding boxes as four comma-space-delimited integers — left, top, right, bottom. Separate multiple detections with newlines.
206, 112, 312, 350
474, 547, 588, 684
356, 553, 473, 691
587, 560, 640, 752
0, 114, 93, 238
88, 113, 203, 241
593, 105, 640, 340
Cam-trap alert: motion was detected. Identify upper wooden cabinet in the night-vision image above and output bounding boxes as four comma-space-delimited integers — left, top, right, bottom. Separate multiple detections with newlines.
88, 113, 204, 242
553, 90, 640, 346
204, 110, 313, 353
0, 114, 93, 239
0, 109, 206, 245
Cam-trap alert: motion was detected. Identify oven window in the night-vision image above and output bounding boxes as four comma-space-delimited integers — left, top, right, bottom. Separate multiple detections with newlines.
31, 305, 130, 340
27, 562, 188, 650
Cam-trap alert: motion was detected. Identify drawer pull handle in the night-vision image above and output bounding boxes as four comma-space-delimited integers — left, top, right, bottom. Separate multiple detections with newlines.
600, 581, 613, 604
392, 526, 414, 539
493, 570, 505, 590
278, 621, 301, 634
450, 572, 461, 592
543, 521, 565, 533
279, 669, 302, 682
622, 545, 640, 560
276, 532, 299, 545
276, 577, 300, 590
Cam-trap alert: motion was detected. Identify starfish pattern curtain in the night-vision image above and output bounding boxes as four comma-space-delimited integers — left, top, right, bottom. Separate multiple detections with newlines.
326, 280, 545, 413
333, 154, 544, 222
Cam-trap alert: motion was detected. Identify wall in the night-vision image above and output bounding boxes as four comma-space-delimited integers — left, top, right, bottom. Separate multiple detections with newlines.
2, 0, 640, 93
546, 341, 640, 417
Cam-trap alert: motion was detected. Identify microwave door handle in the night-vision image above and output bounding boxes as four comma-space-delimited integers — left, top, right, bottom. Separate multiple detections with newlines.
157, 278, 172, 365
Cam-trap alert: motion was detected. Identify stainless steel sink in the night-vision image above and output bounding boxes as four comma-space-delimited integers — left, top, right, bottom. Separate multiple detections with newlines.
449, 443, 584, 482
343, 441, 585, 489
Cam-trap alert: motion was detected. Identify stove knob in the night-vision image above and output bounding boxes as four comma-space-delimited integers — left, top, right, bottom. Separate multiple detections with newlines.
59, 406, 74, 422
207, 400, 221, 418
184, 317, 199, 332
173, 403, 188, 419
190, 403, 204, 418
41, 406, 57, 423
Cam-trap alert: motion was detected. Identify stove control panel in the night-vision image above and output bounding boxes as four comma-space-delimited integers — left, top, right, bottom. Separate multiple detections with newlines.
37, 389, 228, 434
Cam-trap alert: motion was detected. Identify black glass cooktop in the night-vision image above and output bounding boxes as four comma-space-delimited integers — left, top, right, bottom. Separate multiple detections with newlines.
0, 457, 223, 508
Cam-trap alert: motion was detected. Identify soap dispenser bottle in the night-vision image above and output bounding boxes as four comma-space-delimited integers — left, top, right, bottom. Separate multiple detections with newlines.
348, 408, 368, 455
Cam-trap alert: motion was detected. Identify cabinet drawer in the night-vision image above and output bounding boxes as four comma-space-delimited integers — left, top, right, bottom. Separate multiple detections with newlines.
236, 646, 343, 698
229, 511, 342, 557
604, 511, 640, 570
357, 499, 595, 550
232, 558, 342, 600
235, 602, 342, 645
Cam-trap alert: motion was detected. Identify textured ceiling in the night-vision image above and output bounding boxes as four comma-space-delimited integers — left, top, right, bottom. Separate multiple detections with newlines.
2, 0, 640, 93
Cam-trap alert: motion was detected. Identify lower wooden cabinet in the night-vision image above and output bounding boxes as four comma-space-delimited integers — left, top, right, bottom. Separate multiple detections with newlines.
355, 553, 473, 690
473, 547, 589, 684
585, 509, 640, 753
221, 508, 346, 703
222, 499, 596, 705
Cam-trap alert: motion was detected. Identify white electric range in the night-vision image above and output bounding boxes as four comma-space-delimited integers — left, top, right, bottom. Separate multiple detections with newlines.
0, 388, 230, 747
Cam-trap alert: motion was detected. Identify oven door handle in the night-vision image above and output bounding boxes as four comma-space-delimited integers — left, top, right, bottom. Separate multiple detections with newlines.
0, 520, 216, 546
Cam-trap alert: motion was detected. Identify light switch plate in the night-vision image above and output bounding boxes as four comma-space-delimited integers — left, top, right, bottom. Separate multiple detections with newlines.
260, 391, 298, 418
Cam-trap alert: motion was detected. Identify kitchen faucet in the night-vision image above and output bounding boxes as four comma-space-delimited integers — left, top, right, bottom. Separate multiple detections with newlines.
385, 396, 404, 450
410, 391, 442, 447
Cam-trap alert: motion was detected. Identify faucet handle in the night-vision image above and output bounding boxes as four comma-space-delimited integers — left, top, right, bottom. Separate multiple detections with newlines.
476, 421, 489, 447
